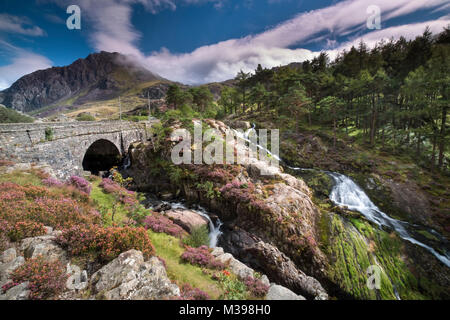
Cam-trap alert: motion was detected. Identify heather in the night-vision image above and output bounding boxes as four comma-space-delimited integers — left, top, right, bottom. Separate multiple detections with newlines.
99, 178, 138, 206
0, 182, 101, 232
67, 176, 92, 195
56, 225, 155, 262
244, 276, 269, 298
179, 283, 210, 300
181, 246, 225, 270
2, 256, 67, 300
143, 213, 186, 238
219, 180, 271, 212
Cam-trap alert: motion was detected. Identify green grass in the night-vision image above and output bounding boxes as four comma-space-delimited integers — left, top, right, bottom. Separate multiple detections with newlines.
148, 231, 223, 299
0, 169, 43, 186
90, 180, 129, 226
0, 105, 34, 123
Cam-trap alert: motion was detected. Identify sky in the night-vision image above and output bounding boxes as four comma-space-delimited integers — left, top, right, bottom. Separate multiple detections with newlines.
0, 0, 449, 90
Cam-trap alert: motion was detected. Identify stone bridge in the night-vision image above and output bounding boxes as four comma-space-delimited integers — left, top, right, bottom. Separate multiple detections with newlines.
0, 120, 157, 178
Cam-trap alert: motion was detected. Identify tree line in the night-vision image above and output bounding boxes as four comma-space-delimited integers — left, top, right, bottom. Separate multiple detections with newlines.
217, 26, 450, 171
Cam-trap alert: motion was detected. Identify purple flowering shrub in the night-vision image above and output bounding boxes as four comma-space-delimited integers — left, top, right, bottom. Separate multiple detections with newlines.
181, 246, 225, 270
0, 219, 11, 251
244, 276, 269, 298
2, 255, 68, 300
42, 177, 64, 188
180, 283, 210, 300
100, 178, 138, 206
143, 214, 186, 238
220, 180, 271, 212
67, 176, 92, 195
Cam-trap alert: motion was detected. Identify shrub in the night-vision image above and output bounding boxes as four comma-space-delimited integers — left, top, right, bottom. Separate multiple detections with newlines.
0, 183, 101, 231
181, 246, 225, 270
67, 176, 91, 195
76, 113, 96, 121
183, 225, 210, 248
42, 177, 64, 188
0, 219, 11, 252
180, 283, 210, 300
56, 225, 155, 262
8, 221, 46, 242
216, 271, 247, 300
2, 256, 67, 300
44, 127, 54, 141
143, 214, 186, 238
244, 276, 269, 298
100, 178, 138, 206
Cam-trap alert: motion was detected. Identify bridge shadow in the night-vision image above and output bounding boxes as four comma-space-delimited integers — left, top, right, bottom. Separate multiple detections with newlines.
82, 139, 121, 175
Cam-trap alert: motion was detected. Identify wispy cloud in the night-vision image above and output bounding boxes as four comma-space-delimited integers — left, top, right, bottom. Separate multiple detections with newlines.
81, 0, 448, 84
0, 14, 46, 36
0, 41, 52, 90
4, 0, 450, 89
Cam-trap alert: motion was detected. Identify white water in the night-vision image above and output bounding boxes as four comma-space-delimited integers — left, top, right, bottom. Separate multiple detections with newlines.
238, 124, 450, 268
161, 201, 223, 248
328, 172, 450, 268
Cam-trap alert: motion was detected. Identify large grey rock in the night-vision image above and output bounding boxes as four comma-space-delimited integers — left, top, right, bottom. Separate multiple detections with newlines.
163, 209, 209, 233
20, 235, 67, 264
229, 259, 254, 280
90, 250, 180, 300
248, 241, 328, 300
266, 284, 306, 300
0, 282, 30, 300
0, 255, 25, 284
0, 248, 17, 264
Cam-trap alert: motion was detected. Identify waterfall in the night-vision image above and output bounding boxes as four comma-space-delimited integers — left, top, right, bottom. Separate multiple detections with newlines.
233, 125, 450, 268
162, 201, 223, 248
328, 172, 450, 268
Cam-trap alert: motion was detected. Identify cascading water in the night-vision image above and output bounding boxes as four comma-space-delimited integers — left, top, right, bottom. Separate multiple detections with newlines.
160, 201, 223, 248
328, 172, 450, 268
236, 125, 450, 268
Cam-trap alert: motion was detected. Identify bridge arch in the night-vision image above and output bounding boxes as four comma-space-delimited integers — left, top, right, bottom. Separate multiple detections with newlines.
82, 139, 122, 175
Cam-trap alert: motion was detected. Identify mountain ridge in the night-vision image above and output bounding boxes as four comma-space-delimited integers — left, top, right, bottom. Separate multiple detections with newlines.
0, 51, 165, 114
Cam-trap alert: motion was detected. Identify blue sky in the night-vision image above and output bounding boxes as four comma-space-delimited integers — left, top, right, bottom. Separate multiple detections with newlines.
0, 0, 449, 89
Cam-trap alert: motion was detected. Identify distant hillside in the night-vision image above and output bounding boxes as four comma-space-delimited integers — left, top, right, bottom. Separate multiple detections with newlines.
0, 104, 34, 123
0, 51, 165, 115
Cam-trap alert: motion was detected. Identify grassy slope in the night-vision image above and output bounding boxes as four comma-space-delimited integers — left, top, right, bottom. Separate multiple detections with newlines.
88, 177, 225, 299
0, 166, 226, 300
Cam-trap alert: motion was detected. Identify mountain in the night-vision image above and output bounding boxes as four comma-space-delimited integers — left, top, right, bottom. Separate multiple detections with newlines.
0, 51, 166, 114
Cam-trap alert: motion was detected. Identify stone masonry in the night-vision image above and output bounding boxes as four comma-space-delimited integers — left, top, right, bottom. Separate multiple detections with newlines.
0, 121, 156, 178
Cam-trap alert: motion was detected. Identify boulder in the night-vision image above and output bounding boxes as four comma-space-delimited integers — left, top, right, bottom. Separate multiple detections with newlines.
90, 250, 180, 300
0, 253, 25, 285
164, 209, 209, 233
248, 241, 328, 300
229, 259, 254, 280
0, 282, 30, 300
266, 284, 306, 300
19, 235, 67, 264
0, 248, 17, 264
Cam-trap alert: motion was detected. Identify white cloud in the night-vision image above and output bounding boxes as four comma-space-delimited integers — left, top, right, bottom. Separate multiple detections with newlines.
0, 14, 45, 36
138, 0, 450, 84
0, 41, 52, 91
4, 0, 450, 89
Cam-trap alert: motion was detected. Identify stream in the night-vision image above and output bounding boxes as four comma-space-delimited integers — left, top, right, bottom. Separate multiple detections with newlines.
147, 199, 223, 248
237, 125, 450, 268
